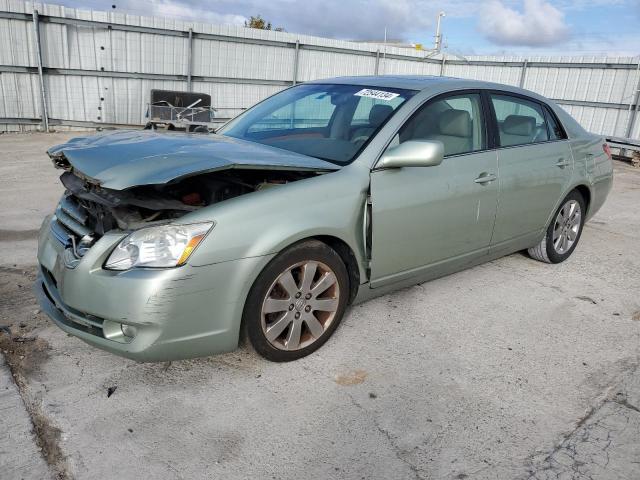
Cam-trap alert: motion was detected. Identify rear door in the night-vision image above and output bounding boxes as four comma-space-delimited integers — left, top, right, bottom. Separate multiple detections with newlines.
369, 91, 499, 287
488, 92, 574, 247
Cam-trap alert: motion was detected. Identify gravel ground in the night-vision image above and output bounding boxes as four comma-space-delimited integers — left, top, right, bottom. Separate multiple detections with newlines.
0, 132, 639, 480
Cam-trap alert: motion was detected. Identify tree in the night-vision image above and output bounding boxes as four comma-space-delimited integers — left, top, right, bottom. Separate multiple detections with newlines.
244, 15, 284, 32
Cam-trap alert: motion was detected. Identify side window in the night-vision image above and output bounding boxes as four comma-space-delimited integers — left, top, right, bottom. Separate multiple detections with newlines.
490, 94, 550, 147
544, 107, 567, 141
247, 92, 336, 133
398, 93, 485, 157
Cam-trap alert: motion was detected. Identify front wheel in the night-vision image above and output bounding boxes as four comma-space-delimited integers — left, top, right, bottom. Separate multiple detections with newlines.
528, 190, 585, 264
243, 240, 349, 362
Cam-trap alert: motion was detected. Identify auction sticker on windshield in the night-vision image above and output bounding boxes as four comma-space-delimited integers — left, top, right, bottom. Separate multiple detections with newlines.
354, 89, 400, 101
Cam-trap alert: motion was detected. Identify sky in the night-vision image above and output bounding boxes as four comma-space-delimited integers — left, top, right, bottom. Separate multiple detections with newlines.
53, 0, 640, 56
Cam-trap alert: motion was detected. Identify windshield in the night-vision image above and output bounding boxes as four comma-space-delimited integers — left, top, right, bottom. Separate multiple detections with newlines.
218, 84, 416, 165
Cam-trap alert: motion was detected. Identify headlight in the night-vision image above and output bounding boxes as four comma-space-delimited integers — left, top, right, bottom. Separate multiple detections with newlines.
104, 222, 214, 270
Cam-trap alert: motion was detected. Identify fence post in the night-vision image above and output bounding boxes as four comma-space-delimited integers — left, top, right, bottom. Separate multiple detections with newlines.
625, 92, 640, 141
292, 40, 300, 85
186, 28, 193, 91
32, 9, 49, 131
440, 55, 446, 76
519, 59, 528, 88
375, 49, 380, 75
624, 59, 640, 140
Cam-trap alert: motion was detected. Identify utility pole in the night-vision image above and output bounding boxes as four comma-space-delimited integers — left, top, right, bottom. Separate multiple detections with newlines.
381, 26, 387, 75
383, 26, 387, 60
186, 28, 193, 92
434, 11, 445, 53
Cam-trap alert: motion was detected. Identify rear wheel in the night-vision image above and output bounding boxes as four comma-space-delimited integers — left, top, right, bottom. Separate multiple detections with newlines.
243, 240, 349, 362
528, 190, 585, 264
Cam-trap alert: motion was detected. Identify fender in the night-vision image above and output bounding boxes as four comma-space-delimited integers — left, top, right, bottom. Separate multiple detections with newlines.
181, 163, 370, 284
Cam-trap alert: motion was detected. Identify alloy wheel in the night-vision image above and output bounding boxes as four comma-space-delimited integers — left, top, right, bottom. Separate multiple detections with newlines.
260, 261, 340, 351
552, 199, 581, 254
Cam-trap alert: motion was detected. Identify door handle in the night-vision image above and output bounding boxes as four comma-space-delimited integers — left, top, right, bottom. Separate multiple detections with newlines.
556, 158, 570, 168
474, 173, 497, 185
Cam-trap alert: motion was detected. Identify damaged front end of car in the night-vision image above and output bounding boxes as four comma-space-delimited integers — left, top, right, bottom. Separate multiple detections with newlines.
49, 161, 320, 263
45, 130, 339, 264
35, 130, 341, 360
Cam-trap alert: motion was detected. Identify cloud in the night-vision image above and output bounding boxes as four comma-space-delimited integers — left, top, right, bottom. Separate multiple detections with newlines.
479, 0, 570, 46
55, 0, 614, 51
560, 0, 626, 9
62, 0, 477, 41
151, 2, 246, 26
226, 0, 425, 39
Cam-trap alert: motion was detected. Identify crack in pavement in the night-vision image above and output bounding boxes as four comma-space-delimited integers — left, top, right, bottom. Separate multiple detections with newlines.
344, 392, 425, 480
614, 398, 640, 414
522, 362, 640, 480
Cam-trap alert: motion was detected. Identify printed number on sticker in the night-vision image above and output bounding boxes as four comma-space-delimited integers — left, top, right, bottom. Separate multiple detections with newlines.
354, 89, 400, 101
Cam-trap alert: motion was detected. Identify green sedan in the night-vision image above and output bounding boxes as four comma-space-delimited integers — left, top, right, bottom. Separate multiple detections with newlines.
36, 76, 613, 362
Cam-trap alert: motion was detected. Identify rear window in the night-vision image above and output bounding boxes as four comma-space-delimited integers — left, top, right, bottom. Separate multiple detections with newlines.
544, 107, 567, 140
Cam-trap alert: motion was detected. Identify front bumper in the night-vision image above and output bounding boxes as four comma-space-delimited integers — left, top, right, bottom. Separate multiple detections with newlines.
35, 215, 274, 362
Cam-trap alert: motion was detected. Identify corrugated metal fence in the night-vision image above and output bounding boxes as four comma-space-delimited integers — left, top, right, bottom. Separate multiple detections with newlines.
1, 0, 639, 140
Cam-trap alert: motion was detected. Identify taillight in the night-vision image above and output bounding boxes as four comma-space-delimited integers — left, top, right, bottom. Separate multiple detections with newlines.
603, 143, 612, 161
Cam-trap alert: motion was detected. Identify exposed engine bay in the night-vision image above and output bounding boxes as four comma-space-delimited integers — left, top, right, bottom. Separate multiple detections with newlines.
46, 130, 339, 259
52, 163, 320, 258
58, 169, 313, 231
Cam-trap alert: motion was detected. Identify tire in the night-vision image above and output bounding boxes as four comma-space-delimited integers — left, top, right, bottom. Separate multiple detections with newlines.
243, 240, 349, 362
528, 190, 586, 264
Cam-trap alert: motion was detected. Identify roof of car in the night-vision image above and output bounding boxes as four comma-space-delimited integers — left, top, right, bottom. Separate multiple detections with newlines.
306, 75, 520, 93
305, 75, 589, 140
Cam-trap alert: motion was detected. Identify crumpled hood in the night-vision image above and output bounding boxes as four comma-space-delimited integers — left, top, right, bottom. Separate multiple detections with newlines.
48, 130, 340, 190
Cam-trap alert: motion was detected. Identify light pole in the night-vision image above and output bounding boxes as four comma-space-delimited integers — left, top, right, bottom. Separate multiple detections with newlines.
434, 11, 445, 53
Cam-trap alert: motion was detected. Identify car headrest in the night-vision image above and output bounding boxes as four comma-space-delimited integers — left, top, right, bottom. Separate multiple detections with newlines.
369, 104, 394, 126
438, 109, 471, 137
502, 115, 535, 136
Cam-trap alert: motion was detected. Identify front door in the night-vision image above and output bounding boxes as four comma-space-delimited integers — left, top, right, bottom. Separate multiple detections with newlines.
369, 91, 499, 288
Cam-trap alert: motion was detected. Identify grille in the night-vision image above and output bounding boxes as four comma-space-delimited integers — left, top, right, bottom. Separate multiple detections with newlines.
51, 195, 97, 257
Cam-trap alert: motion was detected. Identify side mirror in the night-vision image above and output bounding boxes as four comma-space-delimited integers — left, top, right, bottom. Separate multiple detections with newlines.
376, 140, 444, 169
